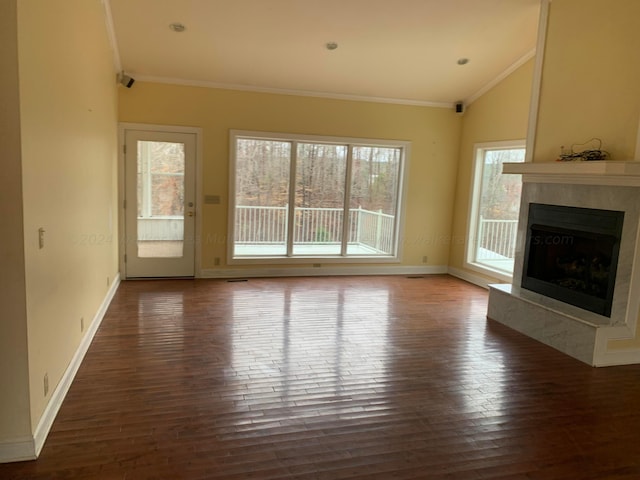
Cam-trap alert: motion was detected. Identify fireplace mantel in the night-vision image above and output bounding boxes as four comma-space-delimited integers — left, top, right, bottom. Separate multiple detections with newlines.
503, 160, 640, 186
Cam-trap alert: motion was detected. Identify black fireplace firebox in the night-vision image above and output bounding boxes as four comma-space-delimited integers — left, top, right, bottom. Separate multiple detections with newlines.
522, 204, 624, 317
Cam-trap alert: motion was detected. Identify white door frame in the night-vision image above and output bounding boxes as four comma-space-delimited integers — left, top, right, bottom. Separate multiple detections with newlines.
118, 123, 203, 278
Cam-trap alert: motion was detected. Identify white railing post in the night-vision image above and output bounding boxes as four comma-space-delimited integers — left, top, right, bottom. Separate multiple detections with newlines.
478, 215, 485, 259
375, 209, 383, 250
283, 204, 288, 243
356, 206, 362, 244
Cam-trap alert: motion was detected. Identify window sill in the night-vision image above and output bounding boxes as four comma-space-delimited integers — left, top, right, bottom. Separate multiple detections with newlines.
228, 255, 401, 265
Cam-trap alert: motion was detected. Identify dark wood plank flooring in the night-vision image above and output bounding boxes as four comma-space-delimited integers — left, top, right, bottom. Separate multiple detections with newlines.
3, 275, 640, 479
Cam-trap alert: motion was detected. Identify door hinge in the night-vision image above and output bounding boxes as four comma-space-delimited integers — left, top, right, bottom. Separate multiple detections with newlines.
124, 254, 127, 263
123, 199, 127, 209
123, 144, 127, 154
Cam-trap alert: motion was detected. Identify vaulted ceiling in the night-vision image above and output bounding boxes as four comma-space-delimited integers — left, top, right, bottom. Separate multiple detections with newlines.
108, 0, 540, 106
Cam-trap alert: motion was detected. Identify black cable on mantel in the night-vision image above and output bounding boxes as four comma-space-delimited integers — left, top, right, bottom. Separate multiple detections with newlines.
558, 138, 610, 161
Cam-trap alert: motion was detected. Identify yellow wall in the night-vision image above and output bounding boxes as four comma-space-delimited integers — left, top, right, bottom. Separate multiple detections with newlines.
17, 0, 119, 429
119, 84, 463, 270
0, 0, 32, 444
448, 59, 535, 279
534, 0, 640, 162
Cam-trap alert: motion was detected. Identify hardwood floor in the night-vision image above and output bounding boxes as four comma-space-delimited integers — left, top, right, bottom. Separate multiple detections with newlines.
3, 275, 640, 479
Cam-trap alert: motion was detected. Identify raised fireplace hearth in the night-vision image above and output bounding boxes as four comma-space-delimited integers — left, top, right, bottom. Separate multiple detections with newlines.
487, 161, 640, 366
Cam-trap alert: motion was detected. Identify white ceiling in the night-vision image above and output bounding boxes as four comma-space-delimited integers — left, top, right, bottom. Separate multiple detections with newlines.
107, 0, 541, 106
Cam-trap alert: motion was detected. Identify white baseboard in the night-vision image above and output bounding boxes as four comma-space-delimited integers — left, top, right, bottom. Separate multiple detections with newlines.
29, 273, 121, 460
200, 264, 448, 279
594, 328, 640, 367
447, 266, 496, 289
0, 437, 36, 463
594, 349, 640, 367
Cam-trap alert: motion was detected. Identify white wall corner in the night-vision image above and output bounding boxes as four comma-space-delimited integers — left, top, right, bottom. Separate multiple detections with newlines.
525, 0, 552, 163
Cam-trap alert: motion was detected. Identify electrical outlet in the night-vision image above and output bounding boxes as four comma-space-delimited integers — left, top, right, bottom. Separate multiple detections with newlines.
80, 317, 84, 332
44, 373, 49, 397
422, 256, 428, 264
214, 257, 220, 266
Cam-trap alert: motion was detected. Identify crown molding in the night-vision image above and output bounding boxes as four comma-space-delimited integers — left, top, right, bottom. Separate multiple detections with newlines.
465, 48, 536, 106
100, 0, 122, 72
131, 75, 455, 109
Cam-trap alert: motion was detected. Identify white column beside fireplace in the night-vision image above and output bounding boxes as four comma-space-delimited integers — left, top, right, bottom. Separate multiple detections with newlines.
487, 161, 640, 366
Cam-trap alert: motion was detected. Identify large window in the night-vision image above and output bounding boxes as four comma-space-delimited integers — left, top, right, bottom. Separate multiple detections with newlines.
229, 131, 408, 262
466, 141, 525, 280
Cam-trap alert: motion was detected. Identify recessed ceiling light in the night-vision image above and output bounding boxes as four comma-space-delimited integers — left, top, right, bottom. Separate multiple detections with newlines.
169, 23, 186, 32
326, 42, 338, 51
457, 58, 470, 65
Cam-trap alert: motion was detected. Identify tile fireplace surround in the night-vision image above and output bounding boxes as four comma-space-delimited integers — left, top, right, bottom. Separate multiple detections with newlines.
488, 161, 640, 366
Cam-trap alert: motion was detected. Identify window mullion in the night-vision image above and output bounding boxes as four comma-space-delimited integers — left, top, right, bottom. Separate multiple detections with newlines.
340, 145, 354, 256
286, 142, 297, 257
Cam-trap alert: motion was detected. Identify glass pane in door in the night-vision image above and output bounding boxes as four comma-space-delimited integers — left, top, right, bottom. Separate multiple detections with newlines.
233, 139, 291, 257
293, 143, 347, 255
347, 146, 401, 255
136, 141, 185, 258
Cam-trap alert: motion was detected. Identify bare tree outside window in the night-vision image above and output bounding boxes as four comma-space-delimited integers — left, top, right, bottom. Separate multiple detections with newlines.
231, 133, 407, 259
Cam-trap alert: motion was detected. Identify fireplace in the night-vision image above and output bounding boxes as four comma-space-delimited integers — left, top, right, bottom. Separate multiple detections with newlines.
486, 161, 640, 366
522, 204, 624, 317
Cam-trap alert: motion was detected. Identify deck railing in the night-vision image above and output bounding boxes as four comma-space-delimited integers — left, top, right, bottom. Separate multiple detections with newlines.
477, 217, 519, 259
234, 205, 395, 254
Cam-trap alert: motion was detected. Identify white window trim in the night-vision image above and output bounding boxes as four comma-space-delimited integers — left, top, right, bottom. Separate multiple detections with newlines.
227, 130, 410, 265
465, 139, 526, 282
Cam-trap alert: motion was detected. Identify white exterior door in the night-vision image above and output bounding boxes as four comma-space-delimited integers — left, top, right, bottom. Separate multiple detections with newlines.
124, 129, 196, 277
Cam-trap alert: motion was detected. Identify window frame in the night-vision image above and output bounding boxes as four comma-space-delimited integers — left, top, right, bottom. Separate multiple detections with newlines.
465, 140, 526, 282
227, 130, 410, 265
